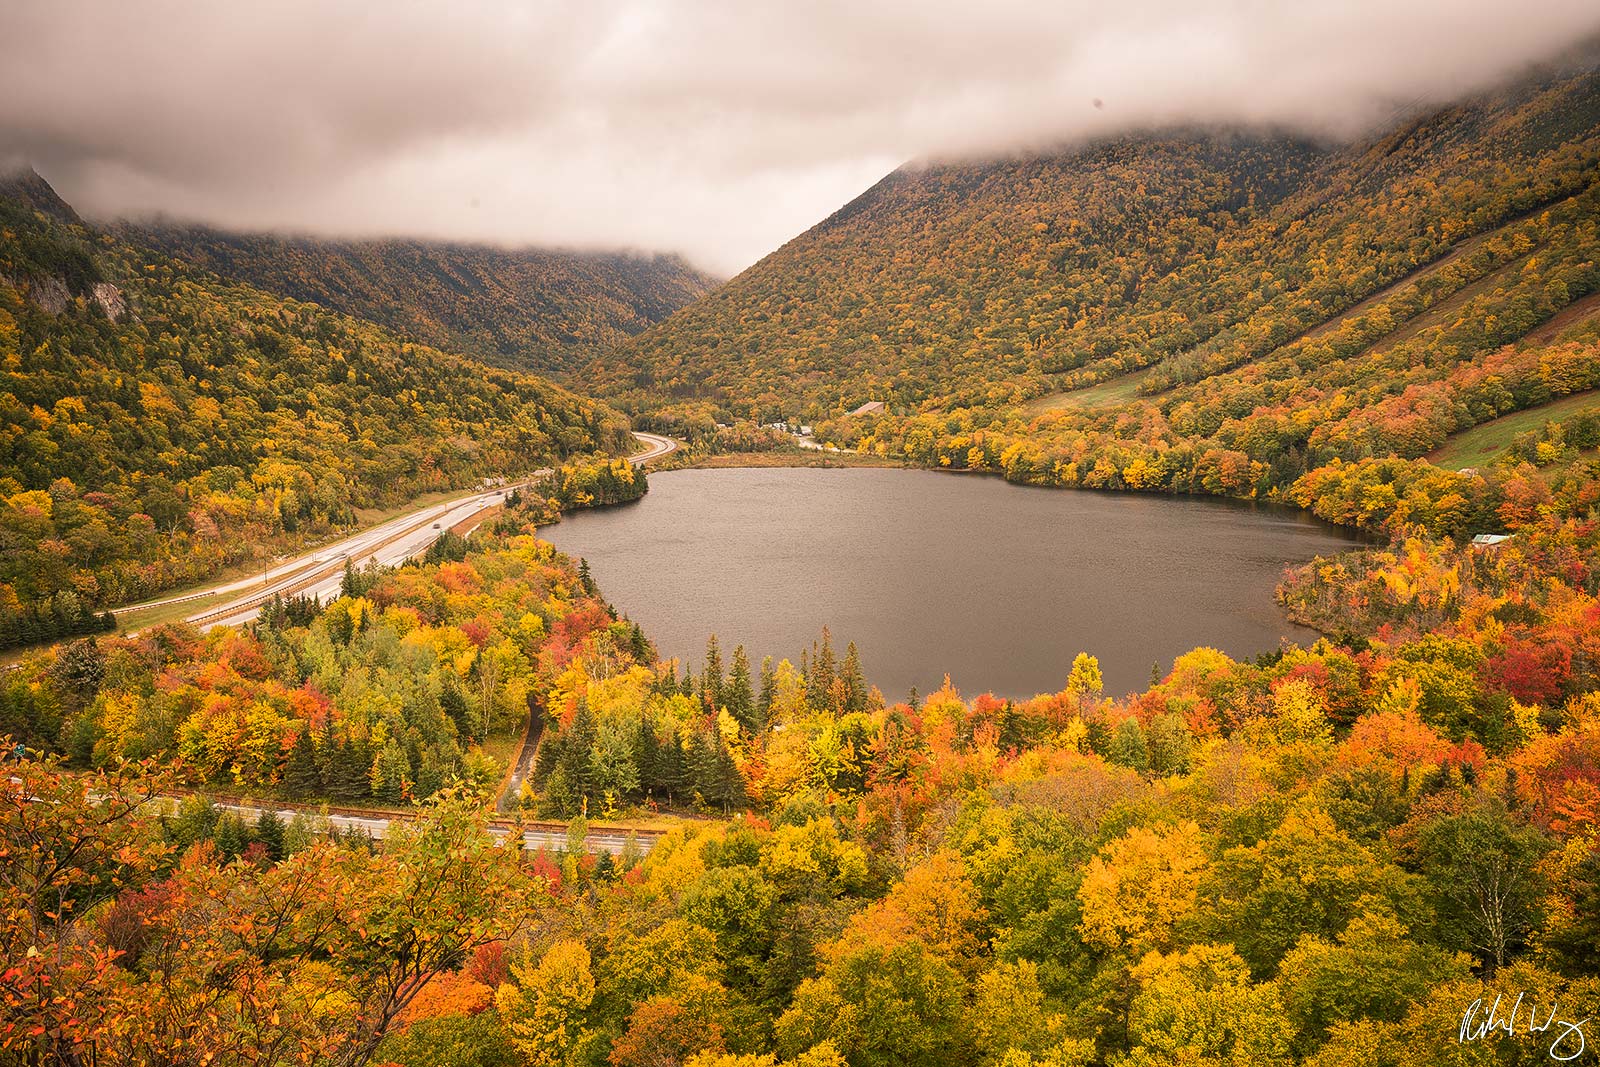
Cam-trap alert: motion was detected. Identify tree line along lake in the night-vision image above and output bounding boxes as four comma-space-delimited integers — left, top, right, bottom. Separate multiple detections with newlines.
539, 467, 1364, 700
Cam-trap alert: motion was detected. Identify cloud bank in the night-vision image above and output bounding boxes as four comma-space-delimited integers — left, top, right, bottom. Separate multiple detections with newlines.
2, 1, 1598, 273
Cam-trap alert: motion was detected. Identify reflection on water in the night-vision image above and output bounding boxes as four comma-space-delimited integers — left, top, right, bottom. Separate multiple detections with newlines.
539, 467, 1362, 700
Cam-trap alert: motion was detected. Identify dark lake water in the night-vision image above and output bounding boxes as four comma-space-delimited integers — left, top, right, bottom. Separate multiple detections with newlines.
539, 467, 1362, 700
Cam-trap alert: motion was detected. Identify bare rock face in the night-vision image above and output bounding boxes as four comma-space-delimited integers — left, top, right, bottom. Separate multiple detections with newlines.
93, 281, 126, 321
30, 274, 70, 315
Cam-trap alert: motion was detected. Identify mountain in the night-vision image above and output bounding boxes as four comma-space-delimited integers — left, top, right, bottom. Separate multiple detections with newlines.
0, 167, 82, 225
124, 224, 718, 374
592, 57, 1600, 538
595, 57, 1600, 420
0, 169, 631, 624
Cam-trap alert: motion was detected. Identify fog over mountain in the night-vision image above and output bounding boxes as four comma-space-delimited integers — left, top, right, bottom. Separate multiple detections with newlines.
2, 0, 1598, 273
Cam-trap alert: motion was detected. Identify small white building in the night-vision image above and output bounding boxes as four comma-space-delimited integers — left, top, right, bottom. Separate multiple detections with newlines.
1470, 533, 1512, 548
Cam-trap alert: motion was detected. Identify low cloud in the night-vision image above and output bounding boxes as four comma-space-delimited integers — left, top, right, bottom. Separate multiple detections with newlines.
2, 1, 1597, 274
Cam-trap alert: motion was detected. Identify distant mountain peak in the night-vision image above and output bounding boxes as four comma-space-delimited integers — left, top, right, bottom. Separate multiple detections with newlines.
0, 166, 82, 225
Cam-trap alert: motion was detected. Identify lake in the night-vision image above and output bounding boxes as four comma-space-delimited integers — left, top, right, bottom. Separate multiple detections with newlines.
538, 467, 1363, 700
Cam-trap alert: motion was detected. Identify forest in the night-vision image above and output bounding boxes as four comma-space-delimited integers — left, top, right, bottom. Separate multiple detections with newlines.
588, 61, 1600, 547
0, 169, 633, 632
594, 65, 1600, 419
8, 430, 1600, 1064
127, 224, 717, 374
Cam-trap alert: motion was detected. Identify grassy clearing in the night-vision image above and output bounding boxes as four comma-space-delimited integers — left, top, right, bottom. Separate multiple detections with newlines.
1430, 390, 1600, 469
1024, 369, 1154, 413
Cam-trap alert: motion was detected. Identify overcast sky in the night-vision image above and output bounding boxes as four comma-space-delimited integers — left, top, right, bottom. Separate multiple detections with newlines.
2, 2, 1598, 275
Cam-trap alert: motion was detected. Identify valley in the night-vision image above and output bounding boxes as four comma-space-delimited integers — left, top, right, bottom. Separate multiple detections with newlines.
119, 429, 678, 633
7, 24, 1600, 1067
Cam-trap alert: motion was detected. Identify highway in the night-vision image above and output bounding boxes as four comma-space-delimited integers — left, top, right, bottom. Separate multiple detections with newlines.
127, 430, 678, 632
627, 430, 678, 464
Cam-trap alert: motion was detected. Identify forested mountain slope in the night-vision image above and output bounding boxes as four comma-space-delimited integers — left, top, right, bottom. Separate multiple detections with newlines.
596, 57, 1600, 538
0, 169, 632, 628
127, 223, 718, 373
600, 58, 1600, 419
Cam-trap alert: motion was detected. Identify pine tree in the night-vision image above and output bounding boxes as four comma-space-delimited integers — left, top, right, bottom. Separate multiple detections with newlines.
727, 645, 755, 733
757, 656, 776, 729
329, 736, 371, 801
840, 641, 867, 714
628, 620, 651, 662
657, 733, 687, 807
255, 809, 286, 861
533, 727, 565, 784
282, 731, 322, 798
807, 629, 837, 711
702, 635, 724, 711
634, 718, 661, 798
714, 737, 746, 814
687, 729, 719, 809
214, 812, 251, 861
557, 699, 598, 810
435, 675, 467, 738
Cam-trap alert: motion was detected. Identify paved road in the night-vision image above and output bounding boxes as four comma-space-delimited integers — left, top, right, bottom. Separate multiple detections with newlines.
131, 431, 679, 632
627, 430, 678, 464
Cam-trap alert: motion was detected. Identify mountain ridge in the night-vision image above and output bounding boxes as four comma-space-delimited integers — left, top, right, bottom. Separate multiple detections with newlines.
117, 219, 719, 374
591, 60, 1600, 424
0, 172, 630, 626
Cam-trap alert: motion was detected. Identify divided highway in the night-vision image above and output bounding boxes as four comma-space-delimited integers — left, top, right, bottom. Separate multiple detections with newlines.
60, 431, 683, 854
626, 430, 677, 464
125, 431, 678, 632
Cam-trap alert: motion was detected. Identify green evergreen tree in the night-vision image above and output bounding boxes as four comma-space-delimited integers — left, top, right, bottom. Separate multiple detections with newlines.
807, 629, 837, 710
633, 718, 661, 798
440, 675, 470, 737
328, 736, 371, 801
282, 731, 321, 798
255, 809, 286, 861
714, 737, 746, 815
214, 811, 251, 861
657, 734, 687, 807
703, 634, 724, 711
727, 645, 755, 733
687, 728, 719, 809
757, 656, 776, 727
557, 698, 599, 810
839, 641, 867, 714
627, 620, 651, 662
164, 795, 219, 852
